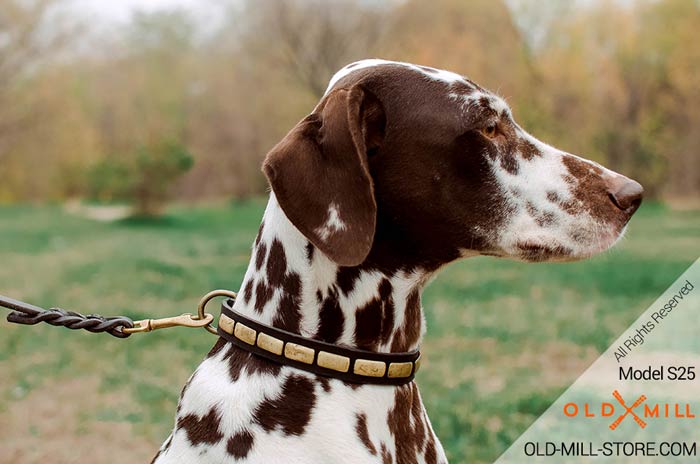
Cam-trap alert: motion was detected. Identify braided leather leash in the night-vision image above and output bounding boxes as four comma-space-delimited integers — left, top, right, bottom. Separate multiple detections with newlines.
0, 290, 233, 338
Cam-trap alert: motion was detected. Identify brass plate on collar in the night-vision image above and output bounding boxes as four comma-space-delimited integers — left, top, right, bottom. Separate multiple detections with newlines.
219, 314, 235, 334
257, 332, 284, 355
354, 359, 387, 377
233, 322, 256, 345
387, 361, 413, 378
317, 351, 350, 373
284, 342, 315, 364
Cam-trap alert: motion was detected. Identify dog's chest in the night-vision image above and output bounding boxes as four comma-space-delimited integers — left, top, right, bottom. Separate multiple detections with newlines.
152, 341, 445, 463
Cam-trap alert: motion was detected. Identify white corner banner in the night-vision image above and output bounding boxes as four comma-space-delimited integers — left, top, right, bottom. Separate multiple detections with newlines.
496, 258, 700, 463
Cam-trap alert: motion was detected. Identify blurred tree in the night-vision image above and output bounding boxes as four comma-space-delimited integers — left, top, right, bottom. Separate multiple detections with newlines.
233, 0, 390, 98
87, 140, 193, 216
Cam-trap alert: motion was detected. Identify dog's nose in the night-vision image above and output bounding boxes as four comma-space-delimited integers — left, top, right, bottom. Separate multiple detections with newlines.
608, 176, 643, 213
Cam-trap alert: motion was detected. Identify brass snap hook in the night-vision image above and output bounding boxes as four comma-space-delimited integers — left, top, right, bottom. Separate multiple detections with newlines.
123, 312, 215, 334
123, 289, 236, 335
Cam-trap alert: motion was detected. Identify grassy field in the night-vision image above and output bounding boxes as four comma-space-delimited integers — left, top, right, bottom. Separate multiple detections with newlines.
0, 200, 698, 463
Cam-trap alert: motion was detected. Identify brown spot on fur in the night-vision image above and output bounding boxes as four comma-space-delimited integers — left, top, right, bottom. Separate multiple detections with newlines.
242, 279, 254, 305
337, 266, 363, 296
562, 155, 622, 227
519, 139, 540, 160
266, 239, 287, 287
224, 345, 281, 382
254, 374, 316, 436
316, 289, 344, 343
381, 443, 393, 464
305, 241, 314, 263
535, 211, 557, 227
255, 220, 264, 246
354, 278, 395, 350
255, 242, 267, 271
355, 413, 377, 455
254, 280, 273, 313
226, 430, 254, 459
387, 383, 429, 463
425, 437, 437, 464
525, 201, 538, 217
390, 290, 421, 352
318, 377, 331, 393
500, 155, 519, 175
177, 407, 223, 446
546, 191, 561, 203
272, 272, 302, 333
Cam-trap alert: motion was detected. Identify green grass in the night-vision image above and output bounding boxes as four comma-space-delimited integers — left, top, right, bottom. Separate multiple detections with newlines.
0, 200, 698, 463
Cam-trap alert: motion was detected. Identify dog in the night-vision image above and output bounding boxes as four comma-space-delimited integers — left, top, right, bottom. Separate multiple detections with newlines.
151, 59, 643, 463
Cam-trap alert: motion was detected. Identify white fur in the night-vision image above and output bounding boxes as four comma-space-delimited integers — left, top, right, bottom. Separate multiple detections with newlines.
325, 58, 469, 95
314, 203, 346, 241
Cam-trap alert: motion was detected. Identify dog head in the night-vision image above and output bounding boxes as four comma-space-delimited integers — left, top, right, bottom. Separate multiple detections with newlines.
263, 60, 642, 269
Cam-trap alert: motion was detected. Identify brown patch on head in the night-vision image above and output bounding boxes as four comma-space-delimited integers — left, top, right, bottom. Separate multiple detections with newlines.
535, 211, 557, 227
355, 412, 377, 456
354, 278, 395, 350
561, 155, 625, 227
546, 191, 561, 203
390, 290, 422, 352
226, 429, 255, 459
316, 288, 344, 343
519, 139, 541, 161
516, 242, 573, 262
177, 406, 223, 446
254, 374, 317, 436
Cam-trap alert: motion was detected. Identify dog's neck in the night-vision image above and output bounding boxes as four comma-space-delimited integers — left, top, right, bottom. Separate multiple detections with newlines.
231, 194, 428, 353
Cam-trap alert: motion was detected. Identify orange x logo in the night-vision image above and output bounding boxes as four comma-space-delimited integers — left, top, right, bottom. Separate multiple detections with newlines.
610, 390, 647, 430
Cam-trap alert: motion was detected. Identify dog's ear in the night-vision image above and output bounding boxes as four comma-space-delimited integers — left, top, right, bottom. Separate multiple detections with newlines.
263, 86, 385, 266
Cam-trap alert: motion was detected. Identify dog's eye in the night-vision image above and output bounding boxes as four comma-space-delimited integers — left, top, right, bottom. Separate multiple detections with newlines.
480, 123, 498, 139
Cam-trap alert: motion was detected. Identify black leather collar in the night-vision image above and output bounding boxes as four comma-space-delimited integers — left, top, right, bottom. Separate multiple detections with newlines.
217, 299, 420, 385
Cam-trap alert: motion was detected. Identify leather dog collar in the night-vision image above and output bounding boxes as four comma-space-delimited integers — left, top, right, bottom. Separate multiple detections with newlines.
217, 299, 420, 385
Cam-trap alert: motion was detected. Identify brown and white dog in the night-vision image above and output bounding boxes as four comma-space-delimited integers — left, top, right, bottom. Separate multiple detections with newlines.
152, 60, 642, 463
